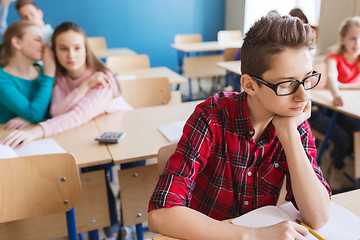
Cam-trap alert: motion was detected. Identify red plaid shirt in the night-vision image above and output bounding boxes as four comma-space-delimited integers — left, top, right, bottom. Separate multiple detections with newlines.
148, 92, 331, 220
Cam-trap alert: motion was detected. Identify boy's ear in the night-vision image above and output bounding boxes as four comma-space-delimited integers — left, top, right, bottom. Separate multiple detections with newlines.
11, 37, 22, 50
241, 74, 257, 96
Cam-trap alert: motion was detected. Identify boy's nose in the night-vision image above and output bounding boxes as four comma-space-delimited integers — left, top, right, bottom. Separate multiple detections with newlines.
293, 84, 309, 101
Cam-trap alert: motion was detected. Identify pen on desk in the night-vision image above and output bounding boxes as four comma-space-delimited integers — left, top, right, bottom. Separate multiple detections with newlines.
295, 219, 326, 240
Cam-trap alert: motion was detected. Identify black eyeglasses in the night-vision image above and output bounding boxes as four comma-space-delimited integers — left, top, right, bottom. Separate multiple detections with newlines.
248, 71, 321, 96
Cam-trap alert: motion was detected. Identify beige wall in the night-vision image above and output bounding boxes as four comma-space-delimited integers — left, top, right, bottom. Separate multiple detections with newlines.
225, 0, 245, 31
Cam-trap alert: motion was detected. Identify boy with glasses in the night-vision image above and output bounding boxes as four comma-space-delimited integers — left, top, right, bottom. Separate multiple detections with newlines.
148, 14, 331, 239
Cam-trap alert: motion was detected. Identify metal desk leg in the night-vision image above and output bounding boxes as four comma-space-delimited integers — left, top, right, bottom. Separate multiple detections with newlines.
136, 223, 144, 240
316, 111, 339, 164
66, 208, 78, 240
88, 230, 99, 240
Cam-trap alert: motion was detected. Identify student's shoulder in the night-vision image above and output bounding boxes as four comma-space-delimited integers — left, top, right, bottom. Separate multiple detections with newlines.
0, 67, 15, 84
195, 91, 244, 119
198, 91, 243, 109
326, 53, 342, 62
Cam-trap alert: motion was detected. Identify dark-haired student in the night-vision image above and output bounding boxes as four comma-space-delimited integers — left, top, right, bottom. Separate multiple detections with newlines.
148, 14, 331, 240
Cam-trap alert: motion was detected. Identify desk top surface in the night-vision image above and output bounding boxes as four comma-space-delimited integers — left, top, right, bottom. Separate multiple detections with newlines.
115, 67, 187, 85
216, 61, 241, 75
93, 47, 136, 58
310, 89, 360, 119
153, 189, 360, 240
95, 101, 201, 164
0, 120, 112, 168
171, 41, 243, 53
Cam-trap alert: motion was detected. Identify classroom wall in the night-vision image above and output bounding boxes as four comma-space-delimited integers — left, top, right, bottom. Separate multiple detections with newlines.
5, 0, 225, 71
225, 0, 245, 31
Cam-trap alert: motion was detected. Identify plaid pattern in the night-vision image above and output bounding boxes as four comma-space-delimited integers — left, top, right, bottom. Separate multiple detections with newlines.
148, 91, 331, 220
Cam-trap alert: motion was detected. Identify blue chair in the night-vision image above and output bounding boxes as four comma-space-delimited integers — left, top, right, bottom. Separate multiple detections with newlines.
0, 153, 82, 240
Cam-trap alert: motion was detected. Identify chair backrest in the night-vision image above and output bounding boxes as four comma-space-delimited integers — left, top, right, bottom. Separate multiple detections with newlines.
223, 48, 240, 61
183, 54, 226, 78
0, 153, 82, 223
117, 77, 171, 108
217, 30, 242, 43
157, 143, 178, 175
174, 34, 202, 44
106, 54, 150, 73
87, 36, 107, 51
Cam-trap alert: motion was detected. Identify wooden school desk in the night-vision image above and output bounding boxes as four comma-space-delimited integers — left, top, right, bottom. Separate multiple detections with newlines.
115, 66, 188, 86
0, 120, 112, 239
216, 60, 241, 75
93, 47, 136, 59
152, 189, 360, 240
171, 41, 243, 54
95, 100, 201, 164
310, 90, 360, 163
0, 119, 112, 168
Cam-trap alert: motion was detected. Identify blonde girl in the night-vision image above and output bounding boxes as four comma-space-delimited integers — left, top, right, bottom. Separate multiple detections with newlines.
0, 20, 54, 128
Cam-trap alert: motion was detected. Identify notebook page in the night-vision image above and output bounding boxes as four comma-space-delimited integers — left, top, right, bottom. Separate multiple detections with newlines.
231, 205, 293, 227
14, 138, 66, 157
0, 144, 18, 159
279, 202, 360, 240
158, 121, 185, 142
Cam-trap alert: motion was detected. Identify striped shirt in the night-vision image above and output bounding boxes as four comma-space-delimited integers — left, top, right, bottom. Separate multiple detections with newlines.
148, 91, 331, 220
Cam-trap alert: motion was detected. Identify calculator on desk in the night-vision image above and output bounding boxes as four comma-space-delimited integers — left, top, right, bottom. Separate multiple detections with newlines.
95, 132, 126, 144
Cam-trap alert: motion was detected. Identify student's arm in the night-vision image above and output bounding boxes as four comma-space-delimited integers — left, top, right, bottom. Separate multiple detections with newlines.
337, 81, 360, 89
0, 75, 54, 123
149, 206, 308, 240
273, 100, 331, 230
1, 86, 116, 147
326, 58, 343, 106
0, 0, 15, 37
50, 72, 112, 116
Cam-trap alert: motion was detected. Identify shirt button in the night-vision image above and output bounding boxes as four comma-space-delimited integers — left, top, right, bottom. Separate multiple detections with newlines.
244, 201, 249, 205
247, 171, 252, 176
249, 130, 254, 135
274, 163, 279, 168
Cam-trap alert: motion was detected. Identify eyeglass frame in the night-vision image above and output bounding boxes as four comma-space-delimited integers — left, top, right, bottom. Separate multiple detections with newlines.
247, 71, 322, 96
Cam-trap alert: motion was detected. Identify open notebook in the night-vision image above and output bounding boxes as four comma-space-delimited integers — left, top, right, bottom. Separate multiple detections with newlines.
0, 138, 66, 159
231, 202, 360, 240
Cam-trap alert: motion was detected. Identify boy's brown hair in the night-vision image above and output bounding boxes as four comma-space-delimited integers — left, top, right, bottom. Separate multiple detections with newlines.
241, 14, 316, 79
15, 0, 38, 11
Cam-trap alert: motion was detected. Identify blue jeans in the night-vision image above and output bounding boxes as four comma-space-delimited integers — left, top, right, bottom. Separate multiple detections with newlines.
308, 108, 357, 169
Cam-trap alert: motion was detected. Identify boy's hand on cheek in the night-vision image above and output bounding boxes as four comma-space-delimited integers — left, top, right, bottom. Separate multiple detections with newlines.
272, 100, 312, 133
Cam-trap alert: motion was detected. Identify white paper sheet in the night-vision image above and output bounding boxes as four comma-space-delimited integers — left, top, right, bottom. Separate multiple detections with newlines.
158, 121, 185, 142
0, 138, 66, 159
232, 202, 360, 240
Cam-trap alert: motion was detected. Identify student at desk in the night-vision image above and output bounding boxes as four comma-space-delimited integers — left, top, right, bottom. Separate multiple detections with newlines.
0, 21, 54, 127
148, 15, 331, 240
1, 21, 132, 240
309, 16, 360, 190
